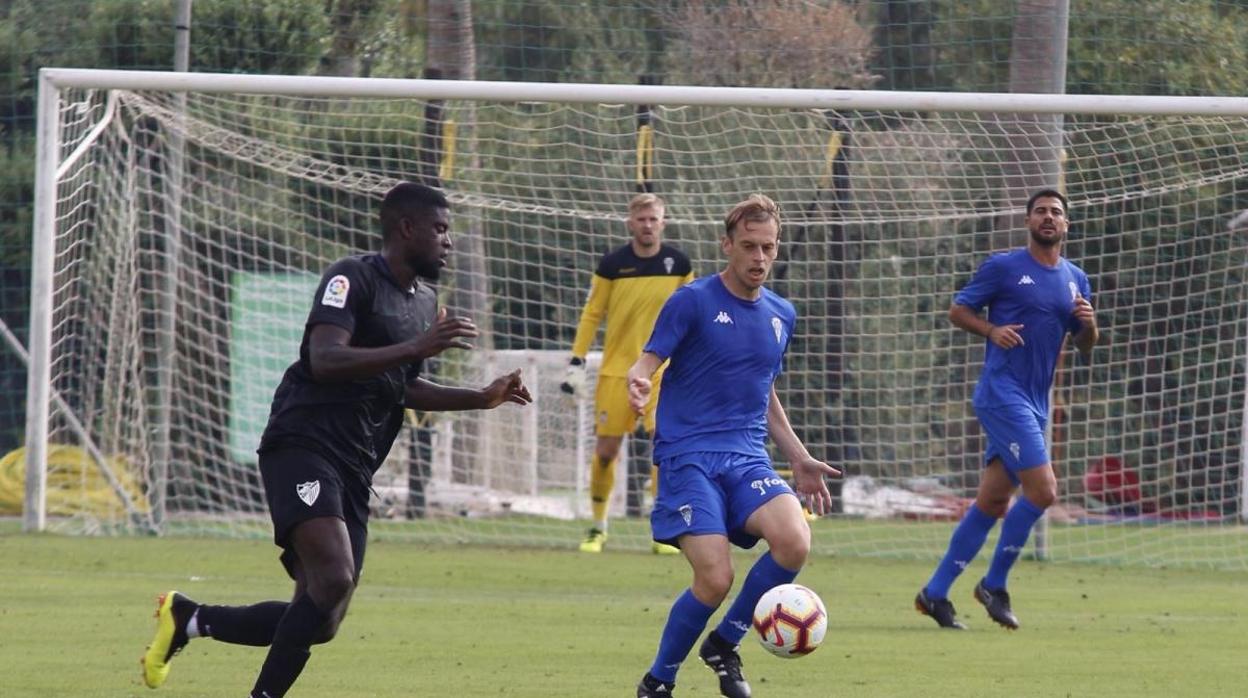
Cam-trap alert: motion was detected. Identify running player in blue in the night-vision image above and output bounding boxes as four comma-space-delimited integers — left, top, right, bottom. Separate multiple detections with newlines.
630, 194, 839, 698
915, 189, 1099, 630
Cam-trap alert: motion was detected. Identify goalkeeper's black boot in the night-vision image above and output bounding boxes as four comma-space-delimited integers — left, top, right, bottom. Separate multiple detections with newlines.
636, 673, 675, 697
698, 630, 751, 698
915, 588, 967, 629
974, 579, 1020, 630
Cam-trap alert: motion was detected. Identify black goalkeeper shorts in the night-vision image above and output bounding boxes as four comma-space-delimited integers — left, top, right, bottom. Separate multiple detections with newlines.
259, 446, 369, 581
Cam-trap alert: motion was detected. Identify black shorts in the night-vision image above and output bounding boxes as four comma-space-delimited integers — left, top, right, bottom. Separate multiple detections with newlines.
259, 447, 369, 581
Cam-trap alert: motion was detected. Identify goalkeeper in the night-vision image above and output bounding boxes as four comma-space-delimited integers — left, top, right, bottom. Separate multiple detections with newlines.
562, 193, 693, 554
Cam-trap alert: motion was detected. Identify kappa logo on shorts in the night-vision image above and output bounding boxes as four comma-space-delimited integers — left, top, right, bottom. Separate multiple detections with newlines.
1009, 442, 1021, 461
296, 480, 321, 506
321, 275, 350, 308
679, 504, 693, 526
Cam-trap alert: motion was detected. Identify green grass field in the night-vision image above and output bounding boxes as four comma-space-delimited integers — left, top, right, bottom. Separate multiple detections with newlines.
2, 529, 1245, 697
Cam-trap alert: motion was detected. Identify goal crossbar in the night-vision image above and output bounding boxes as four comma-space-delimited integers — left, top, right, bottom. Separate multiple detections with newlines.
39, 68, 1248, 117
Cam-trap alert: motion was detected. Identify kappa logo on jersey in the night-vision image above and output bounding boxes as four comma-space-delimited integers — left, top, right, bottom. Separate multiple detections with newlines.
1018, 275, 1035, 285
296, 480, 321, 506
1009, 442, 1021, 461
714, 311, 733, 324
321, 275, 350, 308
771, 316, 784, 344
679, 504, 693, 526
663, 256, 675, 273
1069, 281, 1080, 301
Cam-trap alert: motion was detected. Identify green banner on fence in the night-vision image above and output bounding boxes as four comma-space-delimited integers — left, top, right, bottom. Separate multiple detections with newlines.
228, 272, 318, 464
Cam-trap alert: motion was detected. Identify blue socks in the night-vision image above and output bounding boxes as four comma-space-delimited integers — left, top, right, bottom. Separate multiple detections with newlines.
648, 553, 802, 683
714, 552, 798, 645
649, 589, 716, 683
925, 503, 997, 599
984, 497, 1045, 590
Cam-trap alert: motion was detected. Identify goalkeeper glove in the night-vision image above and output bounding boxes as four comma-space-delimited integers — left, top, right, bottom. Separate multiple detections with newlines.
560, 356, 587, 395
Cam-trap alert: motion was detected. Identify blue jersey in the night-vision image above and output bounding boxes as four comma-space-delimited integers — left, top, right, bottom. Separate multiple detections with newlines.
955, 248, 1092, 416
644, 274, 797, 461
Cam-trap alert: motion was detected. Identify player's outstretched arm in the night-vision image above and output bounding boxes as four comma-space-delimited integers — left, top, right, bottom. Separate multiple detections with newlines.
405, 370, 532, 411
307, 307, 478, 382
767, 385, 840, 515
561, 275, 611, 395
626, 351, 663, 415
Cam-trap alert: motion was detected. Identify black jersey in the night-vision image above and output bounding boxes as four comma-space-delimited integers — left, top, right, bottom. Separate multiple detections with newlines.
258, 254, 437, 482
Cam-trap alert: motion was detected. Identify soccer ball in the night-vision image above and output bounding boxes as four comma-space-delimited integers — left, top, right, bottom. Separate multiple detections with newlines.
751, 583, 827, 658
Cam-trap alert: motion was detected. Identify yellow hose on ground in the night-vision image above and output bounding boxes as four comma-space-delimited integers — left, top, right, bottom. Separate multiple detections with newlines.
0, 445, 149, 518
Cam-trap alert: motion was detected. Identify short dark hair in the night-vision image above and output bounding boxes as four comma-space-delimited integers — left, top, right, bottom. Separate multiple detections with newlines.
380, 182, 450, 238
1026, 188, 1068, 216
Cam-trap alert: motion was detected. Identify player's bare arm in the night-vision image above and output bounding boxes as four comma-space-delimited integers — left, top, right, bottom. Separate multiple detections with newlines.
306, 307, 478, 382
626, 351, 664, 415
404, 369, 532, 411
1073, 296, 1099, 354
950, 303, 1024, 349
766, 385, 840, 515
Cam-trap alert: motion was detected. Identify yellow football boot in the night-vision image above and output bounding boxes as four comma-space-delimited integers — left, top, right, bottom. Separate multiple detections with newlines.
142, 591, 193, 688
651, 541, 681, 555
578, 528, 608, 553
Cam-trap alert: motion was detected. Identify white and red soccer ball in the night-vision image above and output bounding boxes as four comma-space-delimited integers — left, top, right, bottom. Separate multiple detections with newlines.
751, 583, 828, 658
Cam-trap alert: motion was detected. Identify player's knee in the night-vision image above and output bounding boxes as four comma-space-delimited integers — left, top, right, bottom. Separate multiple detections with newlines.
773, 540, 809, 570
693, 568, 734, 605
769, 527, 811, 570
1025, 486, 1057, 510
976, 496, 1010, 519
309, 567, 356, 611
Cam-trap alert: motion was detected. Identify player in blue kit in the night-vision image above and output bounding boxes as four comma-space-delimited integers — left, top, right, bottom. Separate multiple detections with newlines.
629, 194, 839, 698
915, 189, 1099, 630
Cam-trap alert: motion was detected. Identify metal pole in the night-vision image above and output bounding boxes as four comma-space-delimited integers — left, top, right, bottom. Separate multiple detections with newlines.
1033, 0, 1070, 562
151, 0, 192, 529
23, 73, 59, 531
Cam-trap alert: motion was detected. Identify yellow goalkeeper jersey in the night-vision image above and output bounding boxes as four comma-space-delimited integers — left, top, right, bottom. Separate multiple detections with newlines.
571, 243, 694, 377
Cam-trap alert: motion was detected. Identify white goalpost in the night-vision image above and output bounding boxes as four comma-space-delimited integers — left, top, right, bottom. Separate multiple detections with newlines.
24, 68, 1248, 569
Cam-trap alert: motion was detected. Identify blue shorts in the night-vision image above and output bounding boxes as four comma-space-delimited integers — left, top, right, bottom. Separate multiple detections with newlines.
651, 451, 796, 550
975, 403, 1050, 485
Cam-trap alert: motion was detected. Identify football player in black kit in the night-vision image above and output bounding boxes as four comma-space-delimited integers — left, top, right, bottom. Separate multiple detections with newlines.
142, 182, 532, 697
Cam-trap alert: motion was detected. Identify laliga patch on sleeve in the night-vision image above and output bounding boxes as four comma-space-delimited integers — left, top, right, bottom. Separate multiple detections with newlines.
321, 274, 350, 308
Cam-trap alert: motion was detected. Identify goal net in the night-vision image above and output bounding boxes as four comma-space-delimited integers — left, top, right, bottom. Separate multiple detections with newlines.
24, 69, 1248, 569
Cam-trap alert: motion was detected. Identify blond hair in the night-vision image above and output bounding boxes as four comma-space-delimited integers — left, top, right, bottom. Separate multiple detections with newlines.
724, 194, 780, 237
628, 193, 666, 214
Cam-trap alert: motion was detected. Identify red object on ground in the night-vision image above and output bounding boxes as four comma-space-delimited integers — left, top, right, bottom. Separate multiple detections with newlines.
1084, 456, 1142, 506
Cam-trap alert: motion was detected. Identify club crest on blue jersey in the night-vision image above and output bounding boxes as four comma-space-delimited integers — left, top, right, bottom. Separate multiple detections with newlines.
771, 316, 784, 344
1069, 281, 1079, 301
